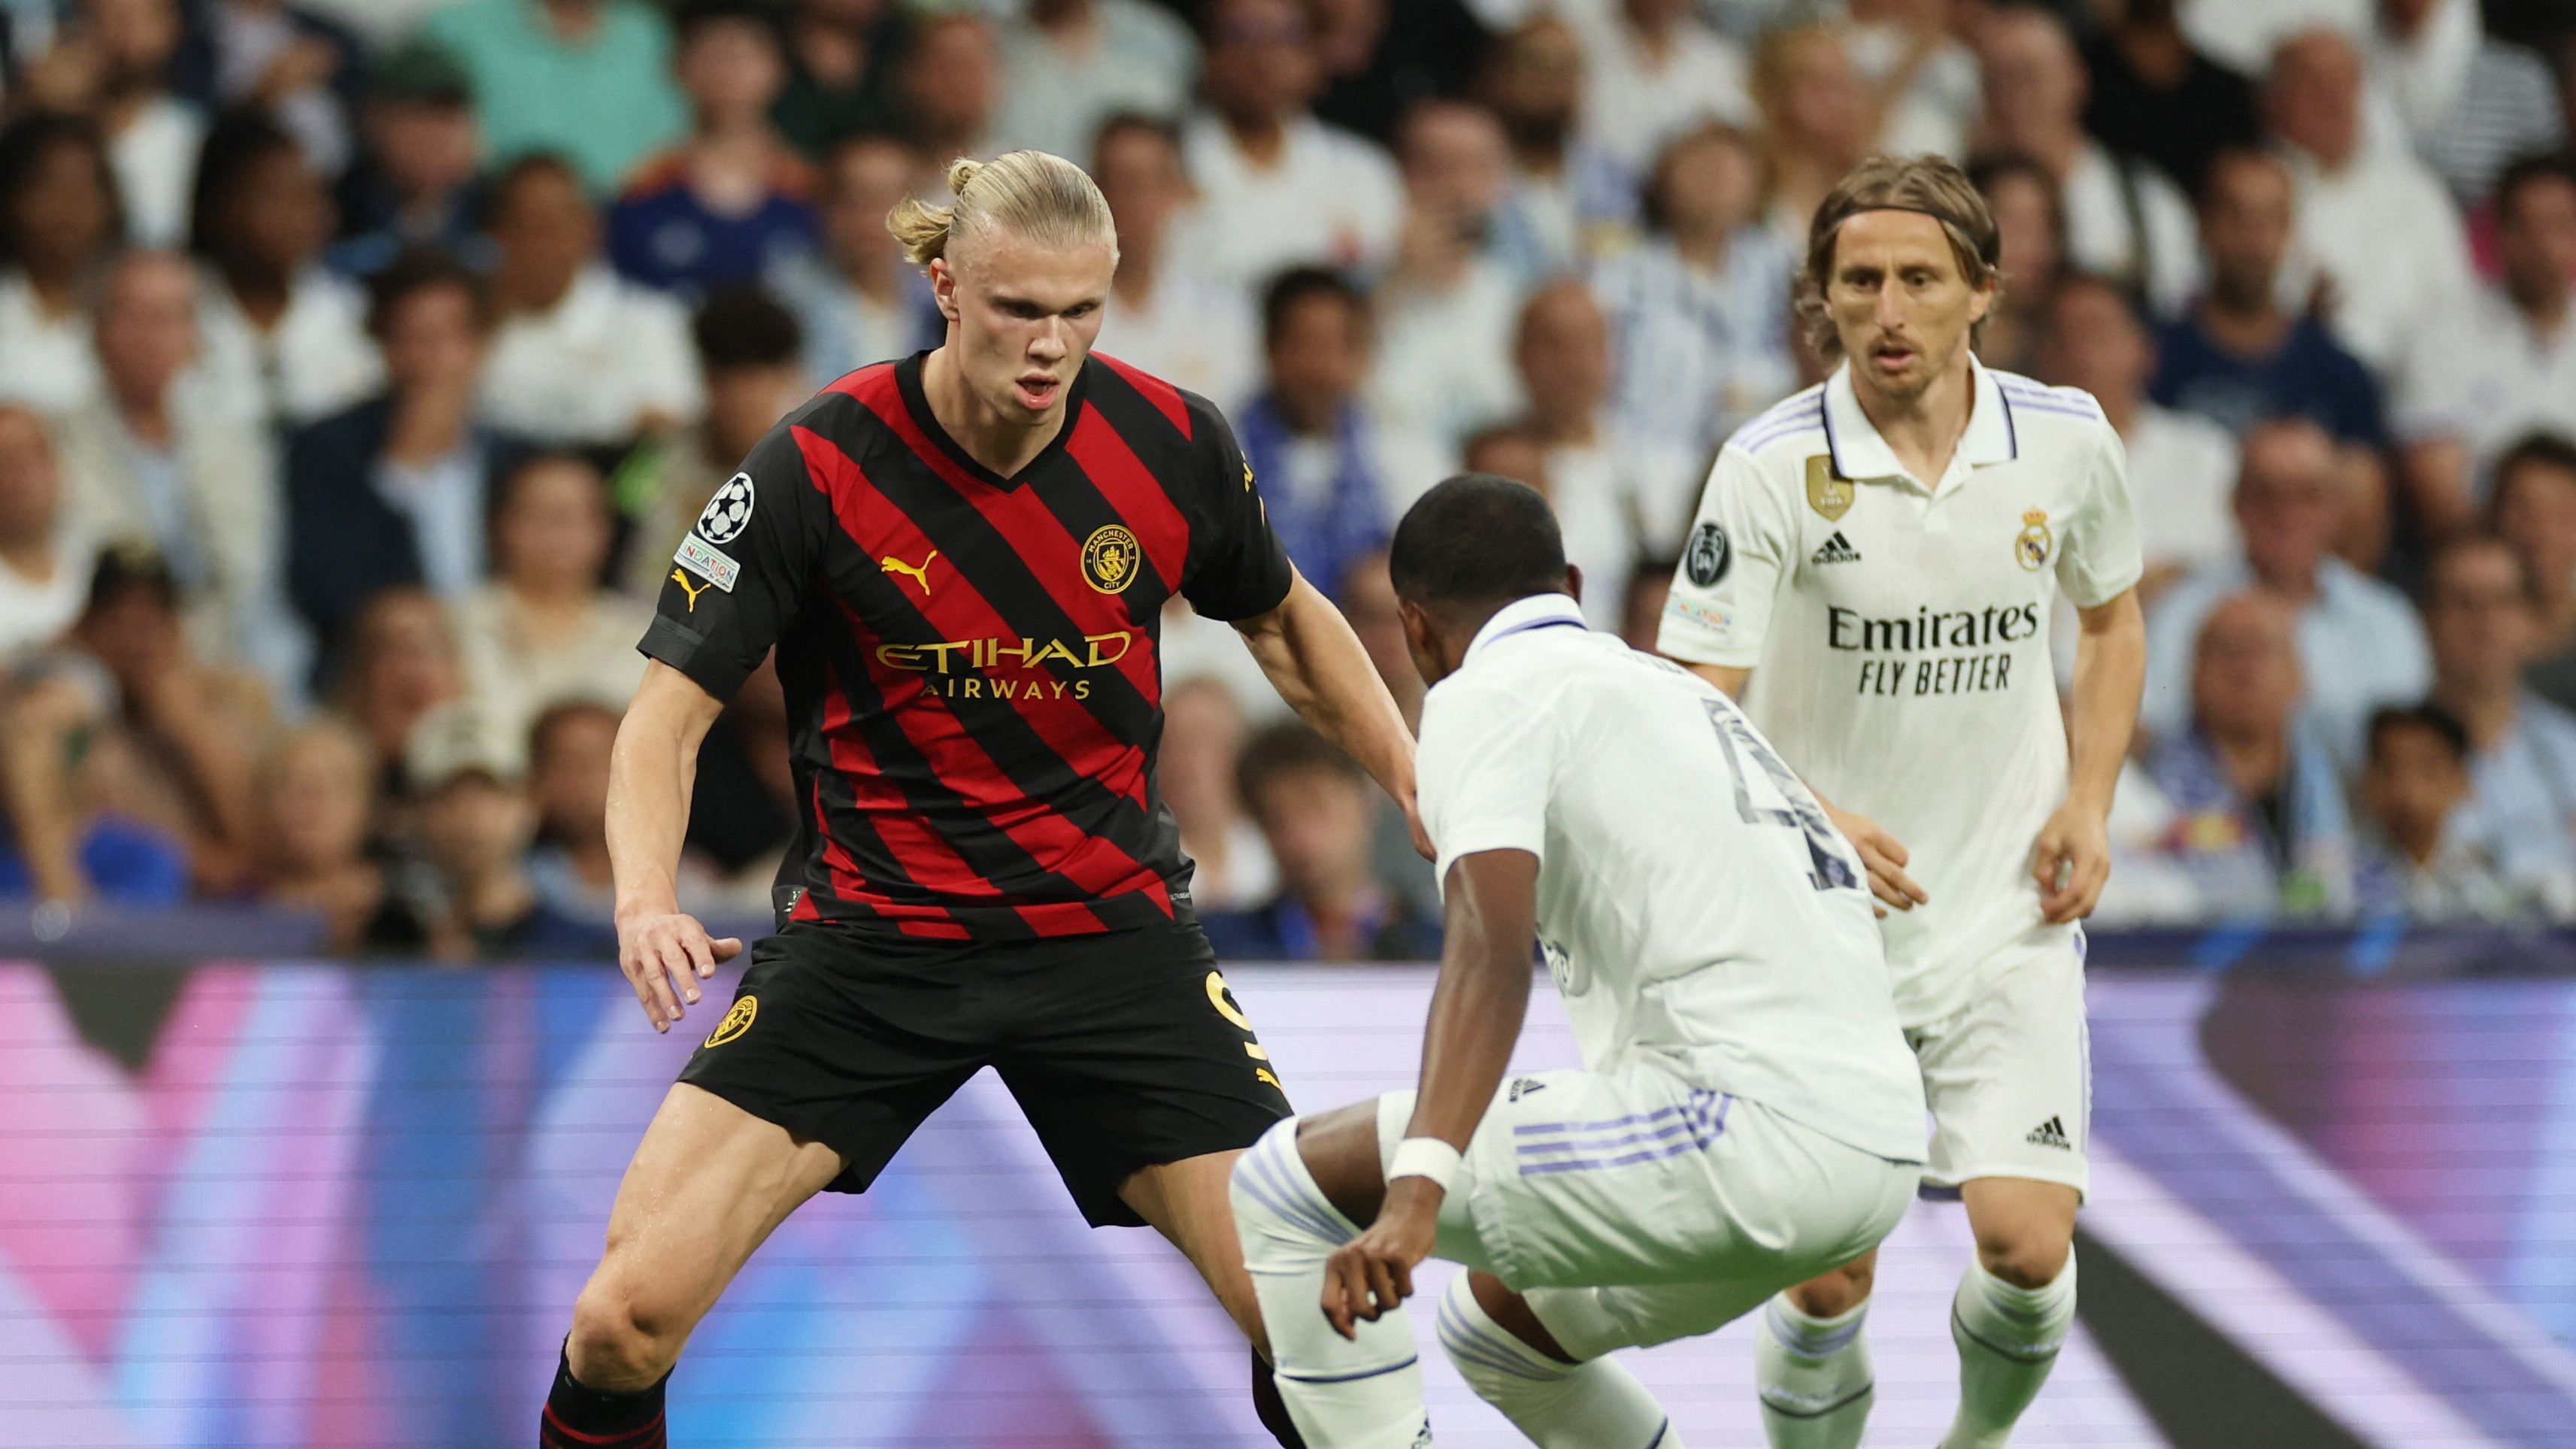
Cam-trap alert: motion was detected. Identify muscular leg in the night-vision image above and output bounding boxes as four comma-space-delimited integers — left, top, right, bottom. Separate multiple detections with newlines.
542, 1084, 845, 1446
1946, 1178, 2080, 1449
1120, 1148, 1307, 1448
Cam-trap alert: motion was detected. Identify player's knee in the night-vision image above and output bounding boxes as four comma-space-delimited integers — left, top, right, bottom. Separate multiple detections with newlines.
1231, 1117, 1339, 1269
1974, 1226, 2072, 1290
1787, 1254, 1875, 1317
568, 1275, 687, 1387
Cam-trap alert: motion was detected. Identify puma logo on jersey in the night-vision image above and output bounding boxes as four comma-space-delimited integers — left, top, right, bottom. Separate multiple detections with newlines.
879, 550, 938, 595
1810, 532, 1862, 565
670, 568, 708, 611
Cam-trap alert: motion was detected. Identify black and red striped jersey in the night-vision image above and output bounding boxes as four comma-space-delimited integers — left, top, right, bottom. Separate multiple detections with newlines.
640, 350, 1294, 941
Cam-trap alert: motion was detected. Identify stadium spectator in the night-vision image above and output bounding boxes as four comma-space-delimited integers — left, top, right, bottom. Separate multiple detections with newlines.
2353, 704, 2565, 920
249, 717, 434, 952
1200, 720, 1439, 961
2493, 435, 2576, 710
677, 650, 796, 903
25, 0, 208, 250
1974, 6, 2201, 317
1514, 280, 1668, 624
53, 250, 289, 685
1750, 25, 1872, 247
478, 154, 702, 449
284, 253, 514, 654
771, 0, 907, 160
525, 698, 624, 924
1156, 674, 1276, 913
1181, 0, 1403, 289
455, 453, 651, 756
992, 0, 1199, 161
1305, 0, 1488, 147
1336, 547, 1420, 728
188, 111, 380, 430
2144, 588, 2355, 918
1087, 114, 1258, 409
2151, 148, 2384, 448
2180, 0, 2364, 76
1234, 267, 1394, 604
1459, 419, 1638, 638
625, 286, 809, 596
768, 133, 936, 387
176, 0, 362, 181
329, 585, 462, 789
0, 405, 97, 663
422, 0, 688, 196
405, 701, 608, 958
2038, 272, 2241, 598
1963, 153, 2063, 376
894, 13, 1000, 187
1365, 101, 1520, 465
2143, 417, 2429, 764
2394, 154, 2576, 534
2368, 0, 2564, 205
1479, 14, 1636, 283
1620, 553, 1677, 653
327, 38, 489, 279
2080, 0, 2262, 197
610, 1, 822, 299
1846, 0, 1982, 159
1568, 0, 1754, 174
2265, 27, 2476, 379
0, 114, 121, 413
1594, 122, 1796, 462
0, 665, 192, 907
2417, 533, 2576, 894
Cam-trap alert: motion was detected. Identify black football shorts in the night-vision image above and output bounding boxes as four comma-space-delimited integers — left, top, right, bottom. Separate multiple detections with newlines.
677, 917, 1294, 1226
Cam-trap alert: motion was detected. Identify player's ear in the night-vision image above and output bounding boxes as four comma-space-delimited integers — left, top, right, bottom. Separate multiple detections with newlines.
1563, 564, 1583, 608
929, 257, 960, 322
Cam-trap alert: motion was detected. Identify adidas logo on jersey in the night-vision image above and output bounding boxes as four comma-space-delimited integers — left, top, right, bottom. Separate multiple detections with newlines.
2025, 1116, 2071, 1150
1810, 532, 1862, 565
1508, 1077, 1548, 1102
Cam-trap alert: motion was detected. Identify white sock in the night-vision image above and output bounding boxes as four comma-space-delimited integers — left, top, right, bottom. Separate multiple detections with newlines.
1434, 1274, 1681, 1449
1947, 1251, 2077, 1449
1230, 1117, 1433, 1448
1753, 1293, 1874, 1449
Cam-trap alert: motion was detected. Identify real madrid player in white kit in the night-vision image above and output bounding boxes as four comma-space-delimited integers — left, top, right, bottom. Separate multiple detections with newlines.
1230, 474, 1929, 1448
1657, 156, 2145, 1449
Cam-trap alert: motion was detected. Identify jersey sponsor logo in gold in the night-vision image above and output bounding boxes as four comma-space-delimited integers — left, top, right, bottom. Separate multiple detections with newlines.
873, 629, 1138, 700
878, 548, 938, 595
1082, 524, 1143, 593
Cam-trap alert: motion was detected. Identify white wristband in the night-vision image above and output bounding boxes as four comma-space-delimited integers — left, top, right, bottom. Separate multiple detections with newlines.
1387, 1136, 1462, 1193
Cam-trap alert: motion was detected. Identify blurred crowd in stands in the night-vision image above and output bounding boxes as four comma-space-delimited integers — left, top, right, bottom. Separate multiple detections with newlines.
0, 0, 2571, 956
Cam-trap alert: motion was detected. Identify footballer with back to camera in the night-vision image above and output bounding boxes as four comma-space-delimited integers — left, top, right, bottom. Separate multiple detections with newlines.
1659, 154, 2146, 1449
535, 150, 1423, 1449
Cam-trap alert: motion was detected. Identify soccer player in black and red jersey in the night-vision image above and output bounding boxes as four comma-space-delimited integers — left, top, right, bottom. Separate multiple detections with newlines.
534, 150, 1418, 1449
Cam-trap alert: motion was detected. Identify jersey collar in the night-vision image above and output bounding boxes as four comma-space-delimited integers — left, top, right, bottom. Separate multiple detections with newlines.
1462, 592, 1588, 666
1820, 354, 2017, 492
894, 349, 1094, 492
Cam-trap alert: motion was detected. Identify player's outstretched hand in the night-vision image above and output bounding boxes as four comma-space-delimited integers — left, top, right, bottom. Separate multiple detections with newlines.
617, 910, 744, 1033
1321, 1177, 1441, 1340
2030, 802, 2111, 924
1823, 802, 1929, 917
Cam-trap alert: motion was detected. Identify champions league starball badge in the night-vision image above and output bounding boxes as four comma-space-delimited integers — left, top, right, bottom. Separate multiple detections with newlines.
697, 472, 757, 545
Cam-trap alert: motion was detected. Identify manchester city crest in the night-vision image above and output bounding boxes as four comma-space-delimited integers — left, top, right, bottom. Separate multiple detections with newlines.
2017, 508, 2053, 571
1083, 523, 1142, 593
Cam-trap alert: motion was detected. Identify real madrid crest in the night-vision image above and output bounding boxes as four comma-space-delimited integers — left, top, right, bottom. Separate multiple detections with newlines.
1083, 523, 1142, 593
1805, 455, 1853, 522
2016, 508, 2053, 571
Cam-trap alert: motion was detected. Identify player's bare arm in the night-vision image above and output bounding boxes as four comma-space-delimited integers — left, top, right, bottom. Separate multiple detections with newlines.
606, 659, 744, 1032
1235, 567, 1428, 853
2032, 587, 2146, 923
1320, 847, 1538, 1339
1682, 659, 1929, 914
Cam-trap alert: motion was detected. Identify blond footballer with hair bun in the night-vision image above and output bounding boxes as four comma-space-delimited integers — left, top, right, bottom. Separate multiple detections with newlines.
1658, 153, 2146, 1449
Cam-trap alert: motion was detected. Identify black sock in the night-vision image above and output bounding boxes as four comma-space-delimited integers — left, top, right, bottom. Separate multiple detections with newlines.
1252, 1345, 1308, 1448
540, 1341, 668, 1449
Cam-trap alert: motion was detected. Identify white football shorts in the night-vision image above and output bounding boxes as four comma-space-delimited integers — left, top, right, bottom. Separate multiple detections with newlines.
1908, 925, 2091, 1199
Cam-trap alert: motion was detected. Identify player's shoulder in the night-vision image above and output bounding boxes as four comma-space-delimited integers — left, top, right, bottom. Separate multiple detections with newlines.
1990, 368, 2115, 443
1721, 383, 1829, 466
1087, 350, 1226, 447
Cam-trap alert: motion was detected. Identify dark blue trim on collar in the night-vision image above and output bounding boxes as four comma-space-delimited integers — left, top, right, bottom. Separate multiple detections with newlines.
1485, 617, 1588, 647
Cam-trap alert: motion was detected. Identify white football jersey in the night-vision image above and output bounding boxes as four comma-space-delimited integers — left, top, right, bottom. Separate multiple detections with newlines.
1656, 360, 2143, 1026
1416, 593, 1928, 1165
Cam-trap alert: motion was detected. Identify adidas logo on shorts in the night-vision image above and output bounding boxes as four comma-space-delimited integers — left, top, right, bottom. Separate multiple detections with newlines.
2025, 1116, 2071, 1150
1810, 531, 1862, 565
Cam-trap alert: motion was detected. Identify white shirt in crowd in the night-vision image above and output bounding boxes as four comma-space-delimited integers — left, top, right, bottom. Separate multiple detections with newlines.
106, 96, 207, 250
1657, 361, 2143, 1026
453, 583, 656, 756
1851, 23, 1983, 160
1091, 259, 1260, 413
2285, 141, 2478, 378
991, 0, 1199, 161
195, 265, 381, 430
1417, 590, 1926, 1161
0, 533, 92, 662
0, 272, 100, 414
2182, 0, 2368, 75
1541, 432, 1664, 632
2141, 553, 2430, 765
1593, 229, 1799, 462
2062, 142, 2204, 321
1368, 256, 1523, 457
1180, 114, 1405, 291
2395, 285, 2576, 487
1565, 0, 1755, 173
479, 264, 703, 448
2123, 402, 2241, 578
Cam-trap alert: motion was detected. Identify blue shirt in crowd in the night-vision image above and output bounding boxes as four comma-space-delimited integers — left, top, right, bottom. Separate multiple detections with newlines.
2149, 311, 2387, 446
2143, 556, 2431, 767
610, 161, 823, 299
1232, 393, 1392, 603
